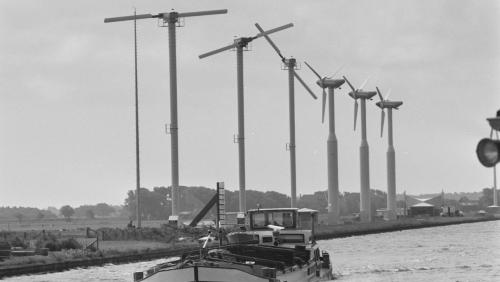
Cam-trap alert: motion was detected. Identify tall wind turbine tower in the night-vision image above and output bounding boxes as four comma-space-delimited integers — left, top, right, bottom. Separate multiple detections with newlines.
304, 62, 344, 224
199, 23, 294, 212
104, 9, 228, 217
255, 23, 318, 208
343, 76, 376, 222
133, 10, 142, 228
375, 87, 403, 221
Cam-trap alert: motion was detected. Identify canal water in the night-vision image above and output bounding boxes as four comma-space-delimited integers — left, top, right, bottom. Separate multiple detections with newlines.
3, 220, 499, 281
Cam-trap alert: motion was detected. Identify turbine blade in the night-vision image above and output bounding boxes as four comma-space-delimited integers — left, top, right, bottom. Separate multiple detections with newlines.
199, 42, 238, 59
359, 77, 370, 90
385, 88, 392, 100
354, 100, 358, 131
328, 64, 345, 79
294, 71, 318, 99
177, 9, 228, 18
343, 76, 356, 91
254, 23, 287, 60
304, 61, 322, 80
104, 13, 153, 23
376, 87, 384, 102
381, 110, 385, 137
322, 89, 326, 123
254, 23, 294, 40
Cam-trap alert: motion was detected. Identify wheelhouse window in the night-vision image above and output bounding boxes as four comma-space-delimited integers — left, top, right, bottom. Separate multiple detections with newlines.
252, 212, 266, 228
269, 211, 294, 228
250, 210, 296, 229
297, 211, 318, 230
298, 212, 312, 229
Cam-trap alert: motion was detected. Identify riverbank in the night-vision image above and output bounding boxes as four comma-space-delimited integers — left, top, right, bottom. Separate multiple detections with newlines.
0, 242, 197, 279
315, 215, 500, 240
1, 215, 498, 279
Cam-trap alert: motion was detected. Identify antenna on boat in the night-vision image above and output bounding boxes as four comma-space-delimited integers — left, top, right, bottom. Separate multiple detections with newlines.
105, 8, 228, 218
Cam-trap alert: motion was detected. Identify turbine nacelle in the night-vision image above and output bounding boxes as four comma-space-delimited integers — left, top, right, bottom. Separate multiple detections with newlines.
348, 90, 377, 100
317, 78, 345, 89
375, 100, 403, 109
375, 86, 403, 137
284, 57, 297, 65
234, 37, 254, 48
303, 62, 344, 123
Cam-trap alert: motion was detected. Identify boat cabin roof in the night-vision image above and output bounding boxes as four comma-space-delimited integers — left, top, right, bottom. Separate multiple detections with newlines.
247, 208, 318, 214
246, 208, 318, 231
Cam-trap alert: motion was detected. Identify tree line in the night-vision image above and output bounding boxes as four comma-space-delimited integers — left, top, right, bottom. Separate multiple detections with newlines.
123, 186, 500, 220
123, 186, 393, 220
0, 203, 120, 222
2, 186, 496, 222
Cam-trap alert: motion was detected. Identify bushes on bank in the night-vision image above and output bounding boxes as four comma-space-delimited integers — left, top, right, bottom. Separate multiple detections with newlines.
37, 236, 82, 251
97, 226, 177, 242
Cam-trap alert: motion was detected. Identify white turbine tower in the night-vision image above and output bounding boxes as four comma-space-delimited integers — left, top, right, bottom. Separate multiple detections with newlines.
104, 9, 228, 217
304, 62, 344, 224
343, 76, 377, 222
199, 23, 294, 212
132, 11, 142, 228
255, 23, 318, 208
375, 87, 403, 221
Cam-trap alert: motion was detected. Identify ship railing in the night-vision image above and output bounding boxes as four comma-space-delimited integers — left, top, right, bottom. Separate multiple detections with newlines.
210, 251, 286, 271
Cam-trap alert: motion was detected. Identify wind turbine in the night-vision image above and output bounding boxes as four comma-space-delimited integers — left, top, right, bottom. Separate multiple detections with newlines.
104, 9, 228, 217
343, 76, 377, 222
304, 62, 344, 224
375, 87, 403, 221
199, 23, 294, 213
255, 23, 318, 208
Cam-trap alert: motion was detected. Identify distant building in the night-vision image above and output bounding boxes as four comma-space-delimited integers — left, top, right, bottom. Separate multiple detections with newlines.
409, 202, 436, 217
459, 200, 480, 213
404, 194, 445, 217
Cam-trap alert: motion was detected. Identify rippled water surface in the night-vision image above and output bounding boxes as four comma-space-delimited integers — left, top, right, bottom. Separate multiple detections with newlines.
3, 221, 499, 282
319, 220, 500, 281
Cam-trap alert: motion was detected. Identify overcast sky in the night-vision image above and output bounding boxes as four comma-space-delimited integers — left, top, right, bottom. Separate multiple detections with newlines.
1, 0, 499, 208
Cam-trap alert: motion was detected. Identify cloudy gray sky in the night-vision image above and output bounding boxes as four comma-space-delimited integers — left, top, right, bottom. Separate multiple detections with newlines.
1, 0, 499, 208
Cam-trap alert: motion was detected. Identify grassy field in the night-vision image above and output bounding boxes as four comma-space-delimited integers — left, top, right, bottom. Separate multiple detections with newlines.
99, 240, 171, 251
0, 218, 167, 232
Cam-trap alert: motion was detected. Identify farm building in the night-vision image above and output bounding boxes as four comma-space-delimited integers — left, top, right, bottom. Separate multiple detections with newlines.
409, 202, 436, 217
